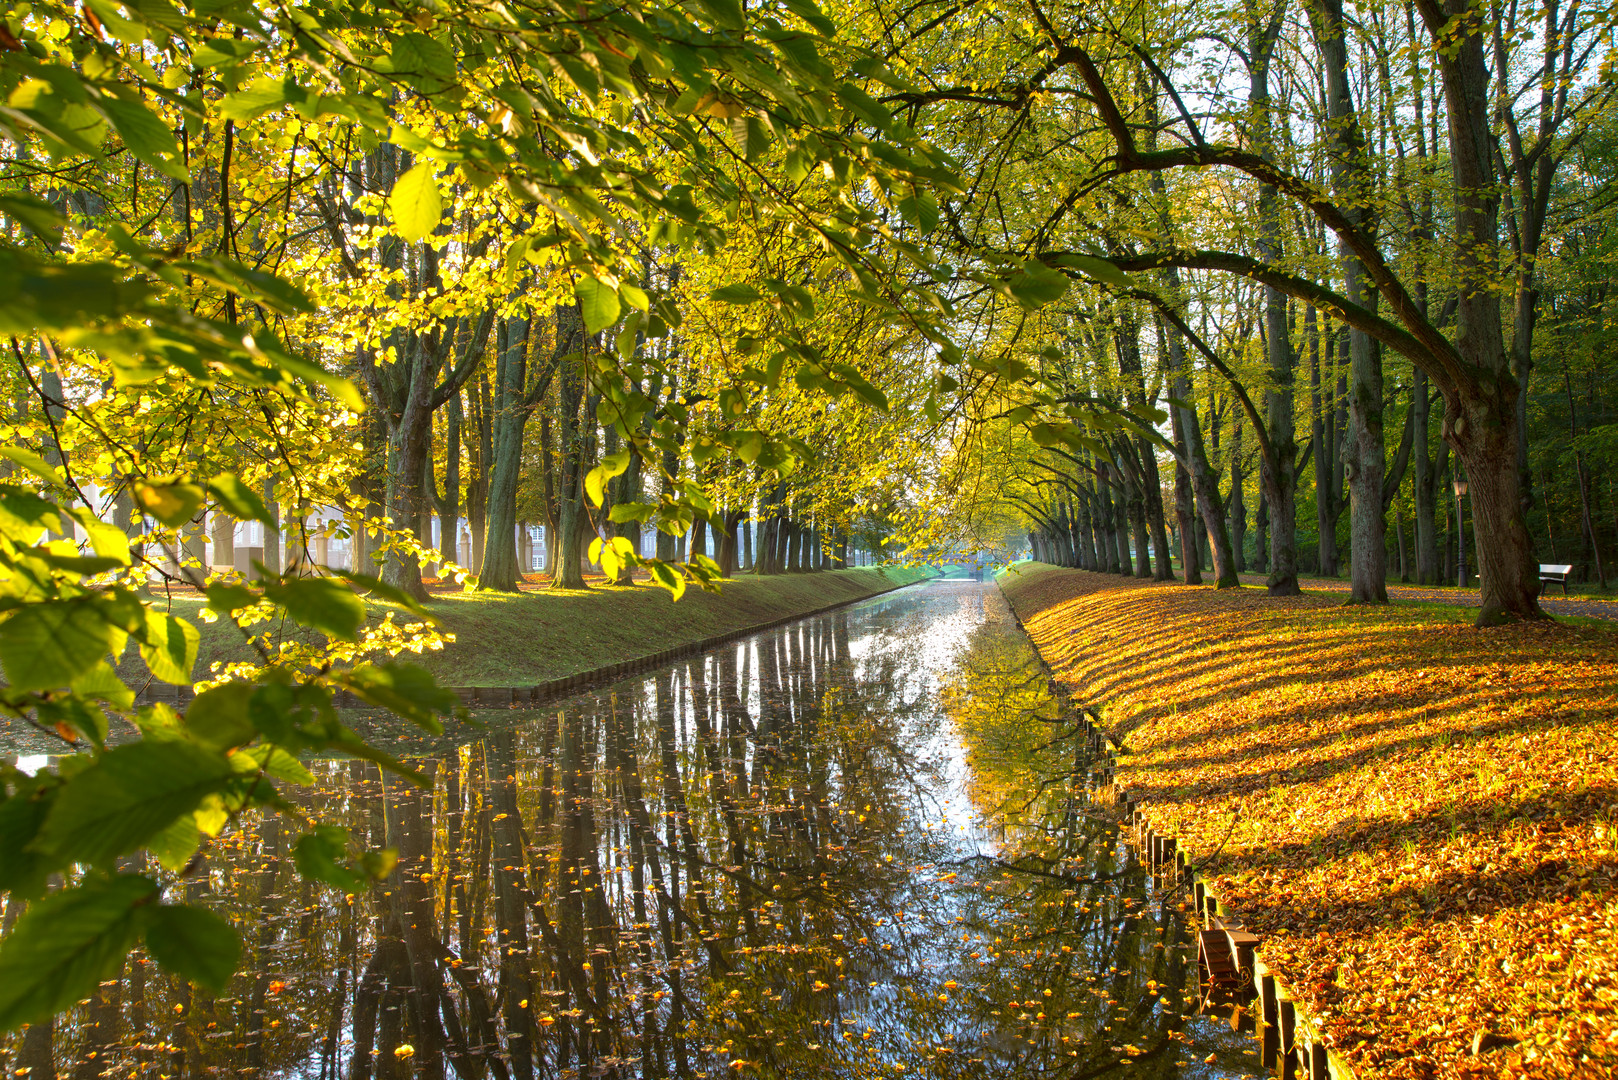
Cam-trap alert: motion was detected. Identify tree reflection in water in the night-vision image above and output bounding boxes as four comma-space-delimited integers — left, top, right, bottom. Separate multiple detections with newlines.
1, 581, 1257, 1080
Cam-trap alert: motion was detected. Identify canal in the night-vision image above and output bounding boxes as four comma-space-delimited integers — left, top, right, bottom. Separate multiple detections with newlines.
2, 578, 1259, 1080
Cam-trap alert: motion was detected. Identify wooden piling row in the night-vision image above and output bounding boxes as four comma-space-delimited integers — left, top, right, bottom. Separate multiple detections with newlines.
992, 584, 1358, 1079
1073, 707, 1357, 1080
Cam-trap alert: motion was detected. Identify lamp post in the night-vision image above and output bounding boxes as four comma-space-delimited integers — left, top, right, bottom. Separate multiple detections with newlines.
1453, 476, 1469, 588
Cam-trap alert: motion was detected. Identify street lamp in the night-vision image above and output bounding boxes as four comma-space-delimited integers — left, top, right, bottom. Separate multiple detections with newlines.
1452, 476, 1469, 587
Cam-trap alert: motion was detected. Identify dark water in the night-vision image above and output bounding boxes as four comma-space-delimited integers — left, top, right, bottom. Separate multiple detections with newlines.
1, 580, 1258, 1080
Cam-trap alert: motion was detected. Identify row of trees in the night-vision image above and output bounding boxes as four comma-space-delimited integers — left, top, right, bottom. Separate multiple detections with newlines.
2, 0, 1614, 1039
0, 0, 969, 1037
897, 0, 1617, 619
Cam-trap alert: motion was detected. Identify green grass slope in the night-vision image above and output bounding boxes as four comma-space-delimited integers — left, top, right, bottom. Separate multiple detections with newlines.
136, 566, 933, 689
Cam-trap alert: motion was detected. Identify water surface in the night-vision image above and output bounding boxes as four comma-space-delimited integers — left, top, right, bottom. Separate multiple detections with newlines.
2, 580, 1259, 1080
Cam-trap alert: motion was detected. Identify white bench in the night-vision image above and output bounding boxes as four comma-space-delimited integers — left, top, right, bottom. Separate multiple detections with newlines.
1540, 564, 1574, 594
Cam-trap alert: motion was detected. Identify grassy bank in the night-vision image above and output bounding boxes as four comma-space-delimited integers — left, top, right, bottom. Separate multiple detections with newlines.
997, 562, 1618, 1079
135, 566, 933, 688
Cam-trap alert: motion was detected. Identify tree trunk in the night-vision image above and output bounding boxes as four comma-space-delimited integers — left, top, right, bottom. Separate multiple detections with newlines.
1230, 414, 1246, 573
469, 373, 492, 574
262, 477, 281, 576
554, 347, 589, 590
1429, 0, 1543, 623
1413, 368, 1441, 584
1162, 313, 1237, 586
481, 309, 554, 592
435, 392, 462, 571
1310, 312, 1340, 577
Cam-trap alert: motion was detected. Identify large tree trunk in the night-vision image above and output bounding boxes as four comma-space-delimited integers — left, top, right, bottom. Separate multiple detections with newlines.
1310, 0, 1387, 604
1116, 310, 1173, 579
1427, 0, 1543, 623
1230, 414, 1246, 573
479, 314, 534, 592
554, 348, 589, 590
1168, 344, 1238, 587
1258, 263, 1301, 593
435, 392, 461, 571
468, 373, 492, 574
1412, 367, 1441, 584
1153, 296, 1235, 585
1309, 311, 1341, 576
481, 304, 566, 591
1172, 445, 1200, 584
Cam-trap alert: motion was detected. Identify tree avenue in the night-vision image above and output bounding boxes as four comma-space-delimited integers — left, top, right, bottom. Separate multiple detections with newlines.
1, 0, 1615, 1045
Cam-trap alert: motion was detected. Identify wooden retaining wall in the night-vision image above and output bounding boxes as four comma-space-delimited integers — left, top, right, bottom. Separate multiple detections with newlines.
998, 575, 1359, 1080
135, 570, 932, 710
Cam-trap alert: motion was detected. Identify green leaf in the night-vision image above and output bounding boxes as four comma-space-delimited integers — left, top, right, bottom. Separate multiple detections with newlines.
575, 275, 621, 333
620, 283, 650, 312
830, 364, 889, 410
360, 847, 400, 879
733, 430, 766, 465
709, 283, 762, 303
329, 571, 430, 619
780, 0, 837, 36
694, 0, 745, 30
83, 0, 147, 43
608, 501, 656, 524
1051, 253, 1136, 291
0, 874, 156, 1032
389, 162, 442, 243
262, 576, 366, 641
0, 781, 60, 899
0, 446, 65, 487
1006, 260, 1069, 310
0, 484, 63, 535
219, 79, 295, 123
590, 535, 635, 581
233, 744, 314, 785
192, 37, 261, 68
0, 598, 114, 692
33, 740, 236, 867
177, 258, 314, 316
139, 610, 198, 685
293, 825, 364, 891
184, 682, 256, 750
336, 662, 455, 734
70, 510, 132, 565
204, 582, 257, 616
584, 464, 609, 507
584, 448, 632, 507
0, 193, 66, 248
70, 660, 135, 712
146, 812, 200, 872
649, 560, 686, 601
206, 473, 273, 525
134, 480, 204, 527
36, 697, 110, 747
101, 97, 188, 182
896, 190, 939, 232
142, 904, 239, 991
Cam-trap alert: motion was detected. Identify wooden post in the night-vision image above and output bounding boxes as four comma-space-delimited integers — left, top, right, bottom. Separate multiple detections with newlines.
1278, 998, 1298, 1079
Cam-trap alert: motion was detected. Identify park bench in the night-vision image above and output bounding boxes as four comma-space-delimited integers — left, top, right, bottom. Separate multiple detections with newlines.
1540, 564, 1574, 594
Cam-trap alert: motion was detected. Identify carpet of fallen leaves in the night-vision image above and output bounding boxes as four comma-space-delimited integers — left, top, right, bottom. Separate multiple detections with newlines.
998, 565, 1618, 1080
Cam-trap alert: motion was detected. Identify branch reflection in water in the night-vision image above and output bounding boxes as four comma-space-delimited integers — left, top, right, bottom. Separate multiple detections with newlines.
1, 581, 1258, 1080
